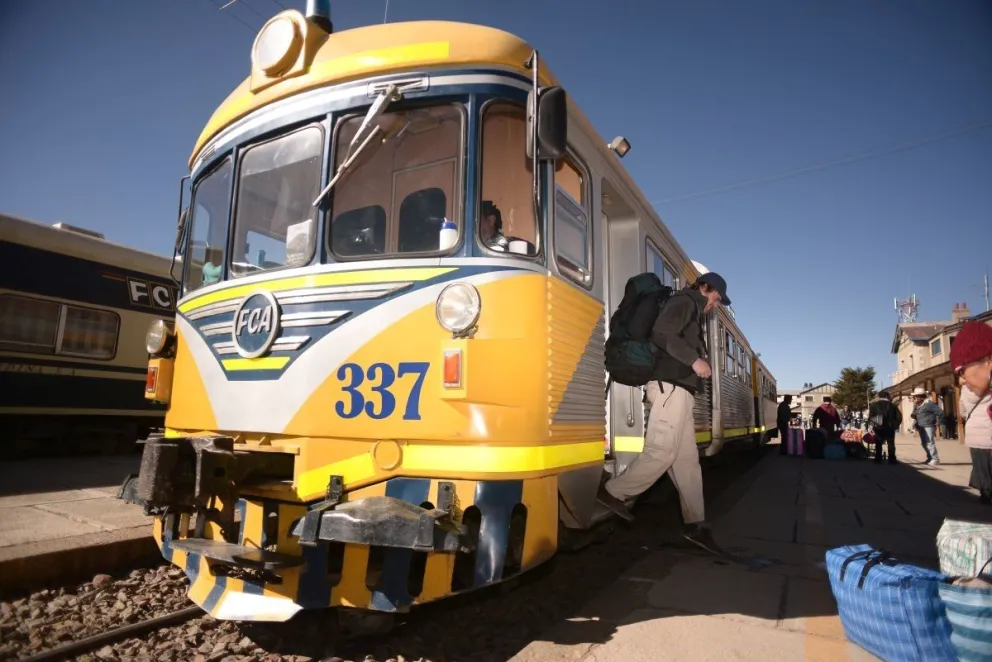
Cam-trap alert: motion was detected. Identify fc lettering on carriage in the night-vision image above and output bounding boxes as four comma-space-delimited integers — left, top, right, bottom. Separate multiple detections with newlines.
127, 278, 175, 310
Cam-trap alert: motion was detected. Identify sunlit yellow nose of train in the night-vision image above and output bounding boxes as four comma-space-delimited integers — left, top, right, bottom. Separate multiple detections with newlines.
140, 256, 605, 620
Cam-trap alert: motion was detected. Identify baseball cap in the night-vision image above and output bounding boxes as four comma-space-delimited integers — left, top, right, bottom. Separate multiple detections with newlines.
697, 272, 731, 306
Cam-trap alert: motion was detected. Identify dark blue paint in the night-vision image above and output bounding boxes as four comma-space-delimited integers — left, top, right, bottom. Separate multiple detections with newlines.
297, 541, 331, 608
201, 574, 228, 612
472, 480, 523, 587
369, 478, 431, 611
0, 241, 177, 316
0, 355, 148, 375
0, 371, 164, 413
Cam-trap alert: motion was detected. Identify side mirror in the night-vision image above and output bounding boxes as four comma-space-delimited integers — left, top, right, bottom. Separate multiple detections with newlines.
526, 86, 567, 160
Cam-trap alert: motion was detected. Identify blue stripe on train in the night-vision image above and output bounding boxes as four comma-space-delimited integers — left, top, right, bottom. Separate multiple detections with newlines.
0, 240, 177, 315
369, 478, 432, 611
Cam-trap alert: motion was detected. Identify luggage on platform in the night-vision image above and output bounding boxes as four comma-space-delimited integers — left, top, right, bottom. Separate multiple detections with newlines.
937, 519, 992, 578
824, 442, 847, 461
826, 545, 955, 661
805, 428, 827, 459
785, 428, 804, 456
845, 442, 869, 459
938, 566, 992, 662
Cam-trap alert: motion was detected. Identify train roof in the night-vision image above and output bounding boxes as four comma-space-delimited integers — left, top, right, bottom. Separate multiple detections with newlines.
0, 212, 173, 277
191, 20, 559, 167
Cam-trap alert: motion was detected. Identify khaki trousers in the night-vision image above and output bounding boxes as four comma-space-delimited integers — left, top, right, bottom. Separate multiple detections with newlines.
605, 380, 705, 524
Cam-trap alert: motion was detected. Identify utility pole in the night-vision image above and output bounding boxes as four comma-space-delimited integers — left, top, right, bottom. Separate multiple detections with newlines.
985, 271, 989, 312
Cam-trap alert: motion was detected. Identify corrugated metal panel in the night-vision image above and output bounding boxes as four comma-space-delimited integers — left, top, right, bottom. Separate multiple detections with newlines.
721, 376, 754, 431
553, 315, 606, 424
693, 377, 713, 430
548, 278, 607, 440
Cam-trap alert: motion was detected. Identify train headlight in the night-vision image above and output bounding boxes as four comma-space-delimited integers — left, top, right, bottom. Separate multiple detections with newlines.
145, 320, 173, 356
435, 283, 481, 334
252, 16, 302, 76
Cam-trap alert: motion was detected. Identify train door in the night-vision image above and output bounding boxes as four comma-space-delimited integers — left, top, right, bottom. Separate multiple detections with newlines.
601, 180, 644, 477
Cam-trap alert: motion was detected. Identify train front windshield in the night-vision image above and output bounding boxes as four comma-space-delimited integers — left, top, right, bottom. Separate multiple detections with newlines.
180, 99, 542, 296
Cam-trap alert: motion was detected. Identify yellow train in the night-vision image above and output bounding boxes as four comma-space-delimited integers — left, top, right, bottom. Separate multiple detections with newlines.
122, 1, 777, 626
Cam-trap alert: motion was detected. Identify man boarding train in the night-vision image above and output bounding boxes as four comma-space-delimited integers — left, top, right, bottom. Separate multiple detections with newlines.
600, 271, 733, 556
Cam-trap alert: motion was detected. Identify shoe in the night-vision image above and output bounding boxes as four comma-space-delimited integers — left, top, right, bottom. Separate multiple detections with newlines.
682, 524, 724, 556
928, 459, 940, 466
596, 485, 634, 522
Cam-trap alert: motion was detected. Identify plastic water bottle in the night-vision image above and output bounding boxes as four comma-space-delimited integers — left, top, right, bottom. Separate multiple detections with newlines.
438, 218, 457, 250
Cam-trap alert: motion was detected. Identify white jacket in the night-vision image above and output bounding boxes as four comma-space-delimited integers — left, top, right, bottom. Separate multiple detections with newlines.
960, 387, 992, 450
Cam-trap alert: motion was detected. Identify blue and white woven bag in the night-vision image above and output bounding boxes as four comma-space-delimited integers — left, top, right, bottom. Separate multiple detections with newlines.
826, 545, 956, 661
938, 559, 992, 662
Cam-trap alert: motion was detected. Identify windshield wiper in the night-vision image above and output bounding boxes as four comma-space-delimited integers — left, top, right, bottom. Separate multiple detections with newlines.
312, 83, 402, 207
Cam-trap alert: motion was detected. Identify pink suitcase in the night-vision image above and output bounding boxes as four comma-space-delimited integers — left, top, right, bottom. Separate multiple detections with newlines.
787, 428, 805, 456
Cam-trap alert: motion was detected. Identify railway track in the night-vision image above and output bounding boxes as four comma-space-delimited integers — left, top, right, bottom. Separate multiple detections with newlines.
1, 446, 769, 662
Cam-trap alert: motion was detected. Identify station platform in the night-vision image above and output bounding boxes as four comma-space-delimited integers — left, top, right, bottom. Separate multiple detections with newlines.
510, 433, 991, 662
0, 454, 157, 597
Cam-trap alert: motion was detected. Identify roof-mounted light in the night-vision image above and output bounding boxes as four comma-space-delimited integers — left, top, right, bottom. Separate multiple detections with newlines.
252, 15, 302, 76
608, 136, 631, 158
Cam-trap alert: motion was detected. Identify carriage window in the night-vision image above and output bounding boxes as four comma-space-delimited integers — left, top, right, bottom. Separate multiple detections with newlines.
479, 103, 538, 256
59, 306, 118, 359
231, 125, 322, 276
0, 296, 118, 360
725, 333, 735, 377
184, 158, 232, 294
0, 295, 60, 353
718, 323, 725, 373
331, 105, 462, 258
554, 158, 590, 283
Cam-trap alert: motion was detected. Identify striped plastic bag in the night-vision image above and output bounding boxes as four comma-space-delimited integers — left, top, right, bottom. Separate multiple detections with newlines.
938, 564, 992, 661
937, 519, 992, 578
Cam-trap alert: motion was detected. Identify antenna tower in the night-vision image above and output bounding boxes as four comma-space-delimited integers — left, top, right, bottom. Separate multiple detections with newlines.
894, 294, 919, 323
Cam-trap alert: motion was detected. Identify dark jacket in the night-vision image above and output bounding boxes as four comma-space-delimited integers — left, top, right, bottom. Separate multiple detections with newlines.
812, 403, 842, 434
648, 289, 707, 394
777, 401, 792, 429
868, 398, 902, 432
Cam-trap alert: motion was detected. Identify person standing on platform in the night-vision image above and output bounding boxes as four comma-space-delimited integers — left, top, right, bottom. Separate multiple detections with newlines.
910, 386, 943, 466
949, 321, 992, 504
778, 395, 793, 455
869, 391, 902, 464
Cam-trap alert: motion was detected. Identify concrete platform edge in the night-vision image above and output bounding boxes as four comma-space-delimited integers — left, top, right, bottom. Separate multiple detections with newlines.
0, 526, 159, 599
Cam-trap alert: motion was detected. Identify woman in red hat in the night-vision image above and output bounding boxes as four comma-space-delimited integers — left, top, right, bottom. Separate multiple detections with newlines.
949, 321, 992, 503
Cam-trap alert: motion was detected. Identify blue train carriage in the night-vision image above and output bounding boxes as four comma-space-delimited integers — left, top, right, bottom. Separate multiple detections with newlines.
0, 213, 177, 456
120, 1, 776, 628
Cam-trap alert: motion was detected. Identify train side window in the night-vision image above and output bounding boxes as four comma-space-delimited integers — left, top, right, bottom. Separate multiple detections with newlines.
0, 295, 60, 354
554, 156, 591, 285
479, 103, 538, 256
725, 332, 735, 377
231, 125, 323, 277
59, 306, 118, 359
718, 323, 725, 373
184, 158, 233, 295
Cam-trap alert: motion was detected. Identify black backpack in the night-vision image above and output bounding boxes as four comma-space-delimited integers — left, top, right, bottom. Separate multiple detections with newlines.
604, 273, 673, 389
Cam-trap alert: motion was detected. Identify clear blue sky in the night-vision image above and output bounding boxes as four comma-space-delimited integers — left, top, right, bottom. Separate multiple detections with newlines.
1, 0, 990, 390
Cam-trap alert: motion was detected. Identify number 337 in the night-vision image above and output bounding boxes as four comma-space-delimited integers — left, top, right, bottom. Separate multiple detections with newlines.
335, 362, 430, 421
